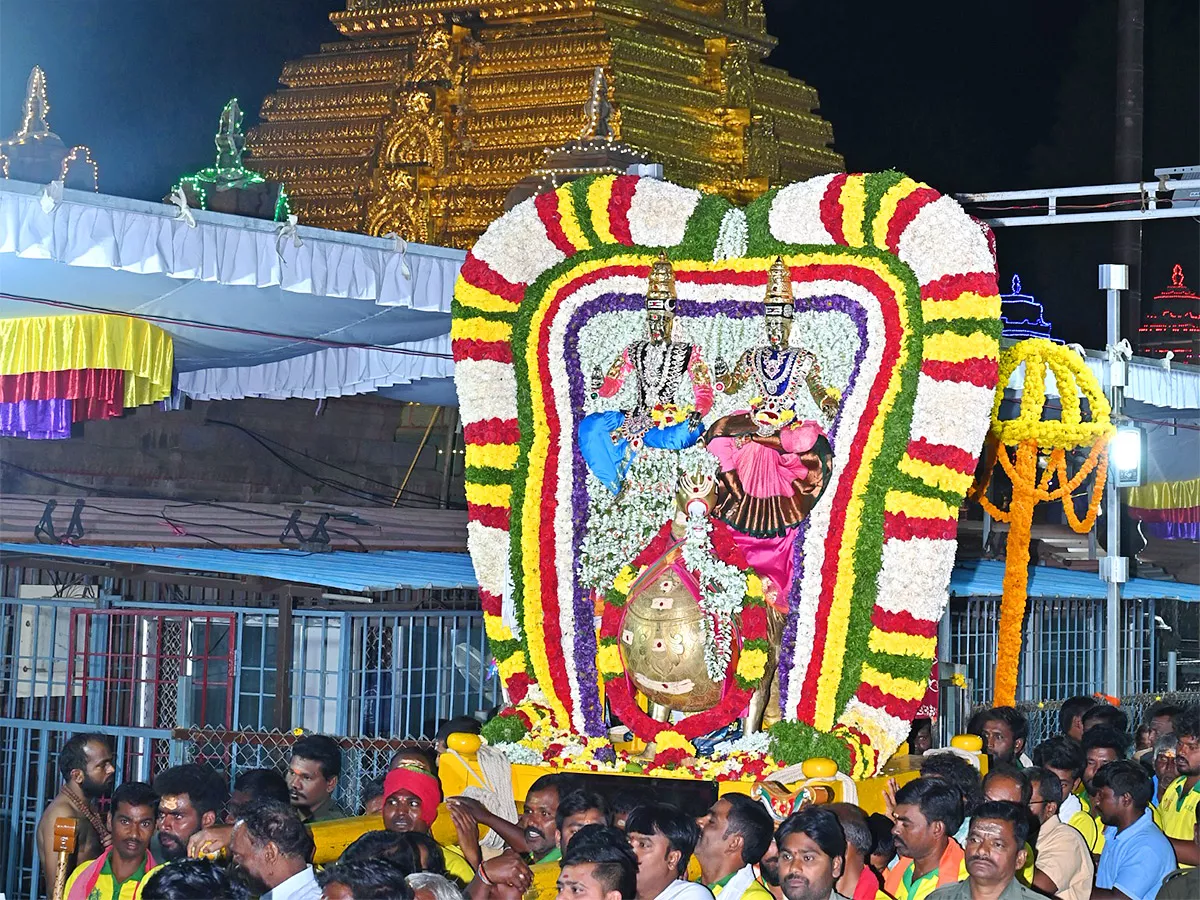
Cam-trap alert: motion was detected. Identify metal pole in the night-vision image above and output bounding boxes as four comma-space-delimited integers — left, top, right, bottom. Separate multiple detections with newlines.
1114, 0, 1145, 344
1099, 264, 1128, 699
1167, 650, 1178, 692
439, 408, 459, 509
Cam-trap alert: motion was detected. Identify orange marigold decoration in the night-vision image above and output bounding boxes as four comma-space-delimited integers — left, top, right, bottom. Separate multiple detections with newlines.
969, 339, 1114, 706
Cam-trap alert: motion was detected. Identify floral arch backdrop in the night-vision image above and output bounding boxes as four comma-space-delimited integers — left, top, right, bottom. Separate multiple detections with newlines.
452, 172, 1000, 776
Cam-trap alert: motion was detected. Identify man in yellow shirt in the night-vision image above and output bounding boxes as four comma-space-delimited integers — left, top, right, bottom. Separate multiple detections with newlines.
883, 779, 967, 900
64, 782, 159, 900
695, 795, 775, 900
1160, 709, 1200, 867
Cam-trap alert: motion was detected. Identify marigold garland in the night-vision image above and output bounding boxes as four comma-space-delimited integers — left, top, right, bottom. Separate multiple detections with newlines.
969, 340, 1115, 706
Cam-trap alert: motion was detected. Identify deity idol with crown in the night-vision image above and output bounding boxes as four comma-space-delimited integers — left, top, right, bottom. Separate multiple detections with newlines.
579, 253, 714, 494
705, 257, 840, 607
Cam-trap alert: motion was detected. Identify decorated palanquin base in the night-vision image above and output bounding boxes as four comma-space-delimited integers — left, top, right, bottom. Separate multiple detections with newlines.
451, 171, 1002, 797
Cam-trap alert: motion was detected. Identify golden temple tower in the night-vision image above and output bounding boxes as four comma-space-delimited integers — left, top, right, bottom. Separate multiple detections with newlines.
246, 0, 843, 247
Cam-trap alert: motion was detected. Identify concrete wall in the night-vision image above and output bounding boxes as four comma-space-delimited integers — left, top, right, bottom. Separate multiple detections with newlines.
0, 395, 463, 507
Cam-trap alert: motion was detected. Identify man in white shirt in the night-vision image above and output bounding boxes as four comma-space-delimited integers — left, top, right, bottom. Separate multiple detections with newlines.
229, 800, 320, 900
626, 803, 714, 900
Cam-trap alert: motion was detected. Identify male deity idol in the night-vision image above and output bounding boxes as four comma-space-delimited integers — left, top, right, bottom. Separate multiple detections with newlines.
579, 252, 713, 494
705, 257, 840, 605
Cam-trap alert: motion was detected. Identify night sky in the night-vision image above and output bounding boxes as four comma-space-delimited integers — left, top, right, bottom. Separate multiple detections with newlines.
1, 0, 1196, 349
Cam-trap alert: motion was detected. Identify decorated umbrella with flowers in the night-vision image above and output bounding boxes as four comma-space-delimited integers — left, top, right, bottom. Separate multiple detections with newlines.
968, 338, 1115, 706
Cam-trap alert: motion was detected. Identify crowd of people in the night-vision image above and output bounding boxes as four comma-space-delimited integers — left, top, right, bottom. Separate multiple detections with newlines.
32, 700, 1199, 900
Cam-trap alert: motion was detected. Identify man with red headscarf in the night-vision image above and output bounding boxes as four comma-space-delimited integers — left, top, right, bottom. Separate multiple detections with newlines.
382, 765, 477, 884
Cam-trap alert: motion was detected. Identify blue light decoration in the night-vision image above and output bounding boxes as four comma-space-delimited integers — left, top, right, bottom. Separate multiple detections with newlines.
1000, 274, 1062, 342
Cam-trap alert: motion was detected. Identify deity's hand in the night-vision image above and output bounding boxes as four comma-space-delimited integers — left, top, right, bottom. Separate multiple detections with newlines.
686, 410, 705, 428
820, 395, 839, 418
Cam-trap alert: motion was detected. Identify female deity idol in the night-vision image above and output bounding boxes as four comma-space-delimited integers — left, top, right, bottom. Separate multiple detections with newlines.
579, 252, 713, 494
704, 257, 840, 606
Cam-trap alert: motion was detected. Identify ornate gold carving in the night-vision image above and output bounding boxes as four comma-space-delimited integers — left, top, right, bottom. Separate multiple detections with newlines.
247, 0, 843, 240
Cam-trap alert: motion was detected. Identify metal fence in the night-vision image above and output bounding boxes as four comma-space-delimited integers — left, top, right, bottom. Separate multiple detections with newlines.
0, 586, 500, 898
947, 595, 1192, 704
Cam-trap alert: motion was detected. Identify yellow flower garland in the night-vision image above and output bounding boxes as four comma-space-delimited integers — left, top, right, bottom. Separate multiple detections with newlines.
971, 340, 1114, 706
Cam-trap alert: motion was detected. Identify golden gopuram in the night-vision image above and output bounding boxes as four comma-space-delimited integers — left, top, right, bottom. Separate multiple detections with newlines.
246, 0, 844, 247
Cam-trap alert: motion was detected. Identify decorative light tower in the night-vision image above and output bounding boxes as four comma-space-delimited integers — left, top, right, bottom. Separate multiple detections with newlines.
1000, 274, 1061, 342
1137, 264, 1200, 364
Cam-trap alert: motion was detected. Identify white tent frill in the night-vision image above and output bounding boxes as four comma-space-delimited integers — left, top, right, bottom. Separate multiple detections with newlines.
0, 180, 464, 310
178, 332, 453, 402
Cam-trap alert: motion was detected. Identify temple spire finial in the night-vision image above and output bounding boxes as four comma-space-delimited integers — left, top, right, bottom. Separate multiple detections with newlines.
580, 67, 613, 140
215, 98, 246, 173
17, 66, 53, 140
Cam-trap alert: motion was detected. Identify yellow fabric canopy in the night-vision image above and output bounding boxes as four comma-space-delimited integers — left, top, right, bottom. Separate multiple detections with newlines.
1127, 477, 1200, 511
0, 314, 174, 408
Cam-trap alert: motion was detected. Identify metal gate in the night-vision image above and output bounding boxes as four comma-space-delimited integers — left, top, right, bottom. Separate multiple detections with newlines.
65, 609, 237, 773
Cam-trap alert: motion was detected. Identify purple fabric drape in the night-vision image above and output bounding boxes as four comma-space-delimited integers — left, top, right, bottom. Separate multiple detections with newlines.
0, 398, 73, 439
1142, 521, 1200, 541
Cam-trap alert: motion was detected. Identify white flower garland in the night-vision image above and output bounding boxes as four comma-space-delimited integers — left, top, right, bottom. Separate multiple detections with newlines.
711, 729, 773, 758
492, 741, 543, 766
470, 197, 565, 285
713, 208, 749, 262
680, 512, 747, 681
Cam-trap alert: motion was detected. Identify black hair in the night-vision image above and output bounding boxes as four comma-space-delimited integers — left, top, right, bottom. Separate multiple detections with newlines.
625, 803, 700, 876
1092, 760, 1154, 810
977, 706, 1029, 744
58, 733, 110, 781
527, 772, 578, 802
404, 831, 446, 876
557, 790, 608, 832
1025, 767, 1064, 807
983, 764, 1032, 805
436, 716, 482, 742
969, 800, 1030, 848
111, 781, 159, 817
1144, 703, 1185, 728
1082, 704, 1129, 734
828, 803, 872, 858
562, 824, 638, 899
291, 734, 342, 780
866, 813, 895, 866
318, 860, 414, 900
907, 718, 932, 745
1032, 736, 1086, 779
362, 775, 386, 805
893, 778, 964, 837
919, 753, 984, 816
153, 764, 227, 819
141, 858, 248, 900
608, 790, 644, 821
775, 807, 846, 865
723, 793, 774, 865
1059, 696, 1099, 735
232, 768, 290, 806
1174, 707, 1200, 742
391, 747, 437, 772
1082, 725, 1132, 759
340, 830, 418, 875
236, 799, 314, 863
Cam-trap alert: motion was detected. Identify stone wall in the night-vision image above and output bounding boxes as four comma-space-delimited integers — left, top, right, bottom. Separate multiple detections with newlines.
0, 395, 462, 508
